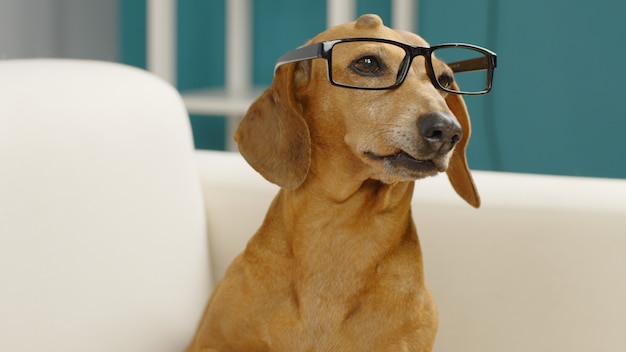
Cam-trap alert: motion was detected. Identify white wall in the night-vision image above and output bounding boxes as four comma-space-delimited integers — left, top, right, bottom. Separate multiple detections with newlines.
0, 0, 118, 60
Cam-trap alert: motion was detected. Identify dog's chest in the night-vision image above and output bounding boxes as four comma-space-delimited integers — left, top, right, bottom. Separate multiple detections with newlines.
262, 250, 428, 351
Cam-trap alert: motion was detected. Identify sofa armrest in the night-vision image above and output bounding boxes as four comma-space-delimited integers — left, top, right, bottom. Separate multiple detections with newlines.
0, 59, 210, 352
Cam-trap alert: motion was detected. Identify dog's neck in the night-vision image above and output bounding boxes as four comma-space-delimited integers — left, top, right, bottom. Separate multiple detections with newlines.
250, 175, 423, 309
292, 177, 415, 216
261, 173, 418, 258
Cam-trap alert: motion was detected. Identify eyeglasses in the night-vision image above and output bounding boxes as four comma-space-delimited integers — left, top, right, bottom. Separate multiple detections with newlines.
275, 38, 497, 95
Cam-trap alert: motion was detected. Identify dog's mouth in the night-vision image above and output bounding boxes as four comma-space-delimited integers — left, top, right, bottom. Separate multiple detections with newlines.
365, 150, 445, 175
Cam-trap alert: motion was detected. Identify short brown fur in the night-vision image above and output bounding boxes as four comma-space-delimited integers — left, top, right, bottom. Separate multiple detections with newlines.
186, 14, 479, 352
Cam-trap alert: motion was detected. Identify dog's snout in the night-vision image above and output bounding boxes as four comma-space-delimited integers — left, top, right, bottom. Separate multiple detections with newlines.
418, 113, 463, 154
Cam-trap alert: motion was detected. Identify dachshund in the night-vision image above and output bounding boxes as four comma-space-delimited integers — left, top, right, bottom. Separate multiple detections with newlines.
187, 13, 496, 352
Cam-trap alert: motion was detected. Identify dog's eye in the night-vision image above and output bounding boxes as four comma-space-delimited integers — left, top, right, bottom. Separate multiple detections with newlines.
437, 74, 454, 89
351, 56, 384, 75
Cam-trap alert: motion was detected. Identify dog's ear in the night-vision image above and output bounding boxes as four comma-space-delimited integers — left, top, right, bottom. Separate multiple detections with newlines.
234, 63, 311, 190
445, 84, 481, 208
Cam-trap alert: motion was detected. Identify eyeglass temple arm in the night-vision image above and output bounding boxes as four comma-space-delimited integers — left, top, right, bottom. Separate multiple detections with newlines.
274, 42, 331, 73
447, 56, 493, 73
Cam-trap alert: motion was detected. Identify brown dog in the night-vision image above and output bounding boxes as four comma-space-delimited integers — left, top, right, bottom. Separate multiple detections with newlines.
187, 14, 496, 352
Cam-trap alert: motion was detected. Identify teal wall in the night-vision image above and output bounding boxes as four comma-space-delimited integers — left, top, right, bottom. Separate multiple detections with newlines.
121, 0, 626, 179
492, 1, 626, 178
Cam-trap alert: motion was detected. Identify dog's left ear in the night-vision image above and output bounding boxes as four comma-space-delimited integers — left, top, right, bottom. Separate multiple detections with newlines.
234, 62, 312, 190
445, 84, 481, 208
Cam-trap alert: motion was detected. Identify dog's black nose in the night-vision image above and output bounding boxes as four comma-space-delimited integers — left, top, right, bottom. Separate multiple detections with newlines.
418, 112, 463, 154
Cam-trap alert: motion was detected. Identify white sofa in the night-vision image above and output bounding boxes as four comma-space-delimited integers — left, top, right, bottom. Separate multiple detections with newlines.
1, 59, 625, 352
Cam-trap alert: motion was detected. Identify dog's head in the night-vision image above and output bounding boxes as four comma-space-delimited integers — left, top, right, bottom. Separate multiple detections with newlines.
235, 14, 485, 208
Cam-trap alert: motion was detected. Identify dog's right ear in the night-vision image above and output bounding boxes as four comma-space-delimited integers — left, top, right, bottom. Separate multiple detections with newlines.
234, 62, 311, 190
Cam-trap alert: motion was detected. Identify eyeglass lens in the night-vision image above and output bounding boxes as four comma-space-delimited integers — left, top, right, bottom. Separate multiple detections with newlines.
330, 41, 407, 89
329, 41, 490, 93
431, 47, 490, 93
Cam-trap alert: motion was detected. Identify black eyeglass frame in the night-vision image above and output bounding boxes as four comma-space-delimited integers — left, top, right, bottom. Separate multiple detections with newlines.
274, 37, 497, 95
